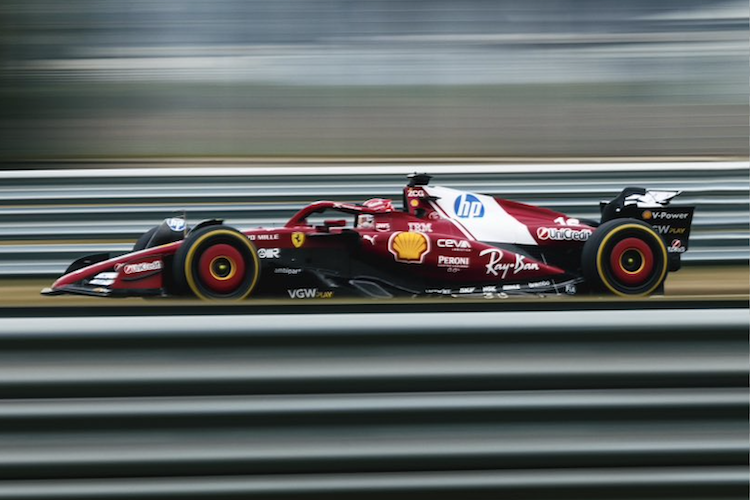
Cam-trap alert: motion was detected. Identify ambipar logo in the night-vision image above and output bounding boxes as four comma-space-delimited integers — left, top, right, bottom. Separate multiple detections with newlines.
454, 194, 485, 219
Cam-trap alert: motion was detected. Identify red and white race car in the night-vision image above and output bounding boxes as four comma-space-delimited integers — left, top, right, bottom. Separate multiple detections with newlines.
42, 173, 694, 300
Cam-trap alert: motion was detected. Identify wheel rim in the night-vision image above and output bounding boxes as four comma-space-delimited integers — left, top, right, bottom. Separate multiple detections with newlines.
197, 243, 246, 294
595, 223, 667, 297
609, 237, 654, 286
619, 248, 645, 273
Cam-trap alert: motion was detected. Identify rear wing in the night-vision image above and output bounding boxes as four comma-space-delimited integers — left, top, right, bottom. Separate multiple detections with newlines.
600, 187, 694, 256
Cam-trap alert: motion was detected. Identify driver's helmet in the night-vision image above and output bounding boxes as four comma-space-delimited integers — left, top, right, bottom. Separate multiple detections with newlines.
363, 198, 395, 212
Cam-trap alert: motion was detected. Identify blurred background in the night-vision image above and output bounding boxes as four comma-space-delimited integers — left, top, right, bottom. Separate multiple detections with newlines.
1, 0, 748, 160
0, 5, 747, 499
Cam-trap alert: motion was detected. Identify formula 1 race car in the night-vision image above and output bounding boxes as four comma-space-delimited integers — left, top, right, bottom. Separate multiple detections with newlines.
42, 174, 694, 300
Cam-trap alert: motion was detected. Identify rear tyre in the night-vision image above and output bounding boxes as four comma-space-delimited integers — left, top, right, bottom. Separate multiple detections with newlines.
173, 226, 260, 301
582, 219, 667, 297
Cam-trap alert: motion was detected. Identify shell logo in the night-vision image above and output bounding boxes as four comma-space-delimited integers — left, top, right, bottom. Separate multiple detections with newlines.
388, 231, 430, 263
642, 210, 652, 220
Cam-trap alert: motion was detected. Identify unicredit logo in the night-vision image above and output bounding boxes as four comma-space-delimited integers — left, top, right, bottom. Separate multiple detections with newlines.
122, 260, 162, 274
536, 227, 592, 241
454, 194, 485, 218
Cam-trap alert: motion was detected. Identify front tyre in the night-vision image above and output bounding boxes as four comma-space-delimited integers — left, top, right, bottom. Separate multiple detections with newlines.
582, 219, 668, 297
174, 226, 260, 301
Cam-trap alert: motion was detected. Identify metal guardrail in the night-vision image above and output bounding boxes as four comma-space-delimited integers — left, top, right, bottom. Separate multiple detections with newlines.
0, 307, 746, 499
0, 161, 747, 276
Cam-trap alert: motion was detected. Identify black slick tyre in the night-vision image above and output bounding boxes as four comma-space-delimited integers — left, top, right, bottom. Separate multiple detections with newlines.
173, 226, 260, 301
581, 218, 668, 297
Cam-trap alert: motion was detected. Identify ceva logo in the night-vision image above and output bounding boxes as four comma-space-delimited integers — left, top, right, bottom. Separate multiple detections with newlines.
454, 194, 485, 219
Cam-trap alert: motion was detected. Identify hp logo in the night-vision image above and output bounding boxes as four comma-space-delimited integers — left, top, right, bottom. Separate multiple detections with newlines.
454, 194, 485, 218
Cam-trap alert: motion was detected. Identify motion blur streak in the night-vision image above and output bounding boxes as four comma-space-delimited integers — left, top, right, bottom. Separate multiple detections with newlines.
1, 0, 748, 158
0, 306, 745, 498
0, 162, 746, 277
0, 3, 747, 499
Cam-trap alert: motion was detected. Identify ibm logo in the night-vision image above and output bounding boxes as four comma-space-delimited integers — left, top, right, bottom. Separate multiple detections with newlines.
454, 194, 485, 219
